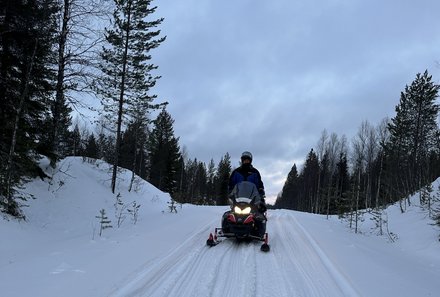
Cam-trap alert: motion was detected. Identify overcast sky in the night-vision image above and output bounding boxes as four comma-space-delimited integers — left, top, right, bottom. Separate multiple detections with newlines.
148, 0, 440, 203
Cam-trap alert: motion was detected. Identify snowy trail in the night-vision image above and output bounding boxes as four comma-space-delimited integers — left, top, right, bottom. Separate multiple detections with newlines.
109, 211, 360, 297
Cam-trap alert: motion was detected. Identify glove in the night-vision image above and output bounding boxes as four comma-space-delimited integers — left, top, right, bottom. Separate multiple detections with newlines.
259, 203, 267, 213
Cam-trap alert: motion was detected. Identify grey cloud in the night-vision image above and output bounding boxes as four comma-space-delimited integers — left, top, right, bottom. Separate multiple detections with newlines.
153, 0, 440, 202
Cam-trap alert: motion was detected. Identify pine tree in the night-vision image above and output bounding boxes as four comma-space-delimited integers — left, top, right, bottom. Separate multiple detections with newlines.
206, 159, 217, 204
84, 133, 98, 159
387, 71, 440, 203
215, 153, 231, 205
334, 153, 350, 216
302, 149, 320, 213
114, 193, 126, 228
68, 124, 82, 156
119, 121, 146, 173
184, 159, 208, 204
276, 164, 299, 210
95, 0, 165, 194
184, 158, 198, 203
95, 209, 112, 236
0, 0, 58, 216
95, 128, 115, 163
195, 161, 208, 204
127, 200, 141, 224
174, 155, 186, 203
147, 109, 181, 195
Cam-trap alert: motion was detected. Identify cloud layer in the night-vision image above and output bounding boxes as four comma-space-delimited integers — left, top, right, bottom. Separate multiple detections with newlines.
153, 0, 440, 202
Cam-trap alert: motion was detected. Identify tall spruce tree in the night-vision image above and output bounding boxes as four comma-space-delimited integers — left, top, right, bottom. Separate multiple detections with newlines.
68, 124, 82, 156
193, 161, 208, 204
334, 152, 350, 216
301, 149, 320, 213
215, 153, 231, 205
147, 109, 181, 195
387, 71, 440, 202
276, 164, 299, 210
0, 0, 58, 216
174, 155, 186, 203
206, 158, 217, 204
119, 119, 148, 179
184, 158, 198, 203
84, 133, 98, 159
96, 0, 165, 193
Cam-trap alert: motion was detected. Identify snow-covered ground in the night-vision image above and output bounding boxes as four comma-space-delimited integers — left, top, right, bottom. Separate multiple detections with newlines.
1, 157, 439, 297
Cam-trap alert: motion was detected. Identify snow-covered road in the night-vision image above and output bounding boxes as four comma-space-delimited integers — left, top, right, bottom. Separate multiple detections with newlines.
3, 159, 439, 297
109, 211, 360, 297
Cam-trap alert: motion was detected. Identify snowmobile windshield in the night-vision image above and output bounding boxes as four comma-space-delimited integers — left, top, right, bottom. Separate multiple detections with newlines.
230, 181, 260, 204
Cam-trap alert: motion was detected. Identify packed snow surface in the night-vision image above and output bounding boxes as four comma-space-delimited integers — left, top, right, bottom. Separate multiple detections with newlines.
1, 157, 440, 297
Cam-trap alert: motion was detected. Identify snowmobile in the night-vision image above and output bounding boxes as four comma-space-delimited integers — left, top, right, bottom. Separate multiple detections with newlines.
206, 181, 270, 252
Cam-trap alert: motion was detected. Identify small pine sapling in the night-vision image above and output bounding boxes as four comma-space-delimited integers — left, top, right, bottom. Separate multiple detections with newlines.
127, 201, 141, 224
96, 209, 112, 236
114, 193, 127, 228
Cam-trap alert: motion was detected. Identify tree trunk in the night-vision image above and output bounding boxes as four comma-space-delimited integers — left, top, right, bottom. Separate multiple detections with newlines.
326, 181, 332, 219
111, 1, 132, 193
52, 0, 70, 166
315, 170, 321, 214
128, 124, 139, 192
355, 167, 361, 233
4, 39, 38, 213
375, 151, 384, 209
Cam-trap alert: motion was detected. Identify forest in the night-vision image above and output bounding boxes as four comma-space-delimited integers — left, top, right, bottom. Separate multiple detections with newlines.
274, 71, 440, 232
0, 0, 235, 218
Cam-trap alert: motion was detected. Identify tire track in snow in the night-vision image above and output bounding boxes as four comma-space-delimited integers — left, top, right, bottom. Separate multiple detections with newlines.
268, 212, 316, 296
109, 219, 260, 297
289, 214, 360, 297
280, 211, 361, 297
108, 220, 219, 297
253, 213, 294, 297
110, 211, 360, 297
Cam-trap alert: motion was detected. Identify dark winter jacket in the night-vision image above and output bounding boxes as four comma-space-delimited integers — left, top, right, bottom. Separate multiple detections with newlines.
229, 164, 265, 196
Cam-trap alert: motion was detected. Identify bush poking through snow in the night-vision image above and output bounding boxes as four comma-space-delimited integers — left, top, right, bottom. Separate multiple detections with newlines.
167, 199, 179, 213
432, 184, 440, 238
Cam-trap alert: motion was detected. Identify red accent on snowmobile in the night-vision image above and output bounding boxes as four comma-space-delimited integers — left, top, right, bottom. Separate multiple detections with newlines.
206, 233, 217, 247
243, 214, 254, 224
227, 214, 236, 223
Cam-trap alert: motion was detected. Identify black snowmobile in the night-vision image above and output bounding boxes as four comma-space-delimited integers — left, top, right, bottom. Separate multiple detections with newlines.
206, 181, 270, 252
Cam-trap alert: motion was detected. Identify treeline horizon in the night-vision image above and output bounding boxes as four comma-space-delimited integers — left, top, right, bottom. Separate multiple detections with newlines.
274, 71, 440, 233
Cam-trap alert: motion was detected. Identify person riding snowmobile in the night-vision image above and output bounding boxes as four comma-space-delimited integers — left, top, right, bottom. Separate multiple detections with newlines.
229, 151, 267, 213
